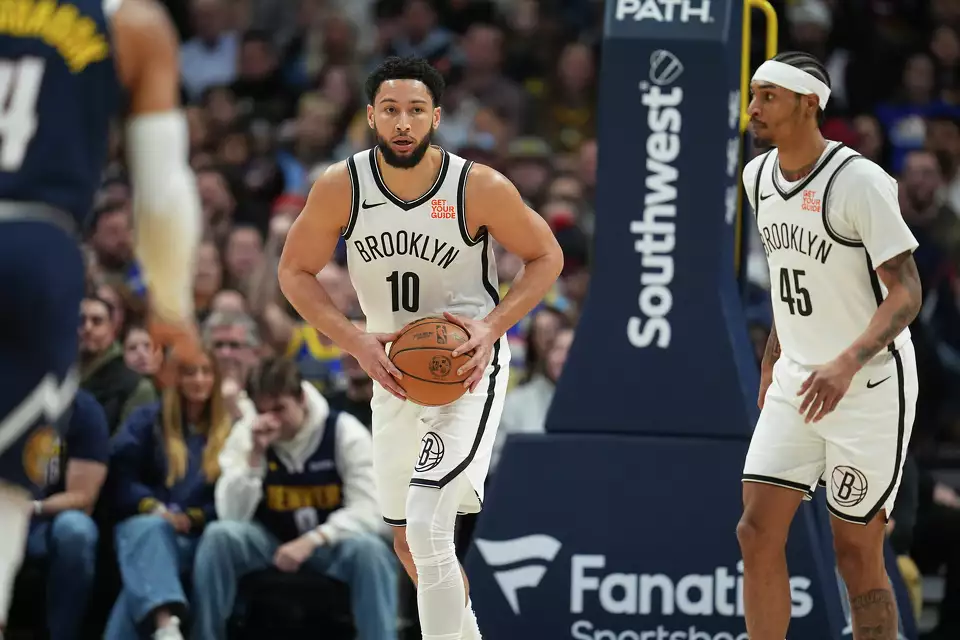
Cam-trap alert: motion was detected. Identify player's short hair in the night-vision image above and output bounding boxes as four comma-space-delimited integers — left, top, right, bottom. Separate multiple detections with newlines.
249, 356, 303, 400
364, 56, 445, 107
772, 51, 831, 126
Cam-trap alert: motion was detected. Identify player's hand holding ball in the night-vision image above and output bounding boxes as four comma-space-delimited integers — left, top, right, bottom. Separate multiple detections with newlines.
348, 331, 407, 401
797, 354, 858, 423
444, 311, 495, 393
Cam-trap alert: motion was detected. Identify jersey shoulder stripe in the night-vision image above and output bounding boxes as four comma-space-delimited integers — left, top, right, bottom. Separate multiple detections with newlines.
342, 155, 361, 239
820, 153, 867, 248
455, 160, 481, 247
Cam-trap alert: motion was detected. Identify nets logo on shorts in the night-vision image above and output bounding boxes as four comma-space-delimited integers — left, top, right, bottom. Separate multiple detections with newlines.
415, 431, 445, 472
474, 534, 563, 614
831, 466, 869, 507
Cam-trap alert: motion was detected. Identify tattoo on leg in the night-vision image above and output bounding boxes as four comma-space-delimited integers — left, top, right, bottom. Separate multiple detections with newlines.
850, 588, 897, 639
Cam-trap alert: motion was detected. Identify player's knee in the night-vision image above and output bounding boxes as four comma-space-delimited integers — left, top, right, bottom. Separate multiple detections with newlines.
405, 491, 455, 561
833, 534, 884, 582
736, 513, 785, 556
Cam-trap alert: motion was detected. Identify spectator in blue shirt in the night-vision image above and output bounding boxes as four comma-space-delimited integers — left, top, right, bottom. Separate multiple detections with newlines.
105, 348, 232, 640
22, 389, 108, 640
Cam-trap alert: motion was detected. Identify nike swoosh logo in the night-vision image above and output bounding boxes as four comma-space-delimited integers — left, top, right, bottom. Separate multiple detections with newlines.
759, 192, 774, 201
866, 376, 891, 389
361, 200, 385, 209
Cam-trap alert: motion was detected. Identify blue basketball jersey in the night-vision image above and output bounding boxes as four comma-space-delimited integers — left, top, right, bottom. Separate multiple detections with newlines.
255, 411, 345, 543
0, 0, 121, 225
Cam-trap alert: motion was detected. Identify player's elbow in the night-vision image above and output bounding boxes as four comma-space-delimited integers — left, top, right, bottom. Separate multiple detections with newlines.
538, 239, 565, 281
276, 261, 300, 302
893, 279, 923, 323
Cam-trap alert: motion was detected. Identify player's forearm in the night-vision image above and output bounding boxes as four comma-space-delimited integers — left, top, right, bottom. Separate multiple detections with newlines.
843, 285, 921, 367
277, 267, 363, 351
484, 251, 563, 338
761, 320, 780, 370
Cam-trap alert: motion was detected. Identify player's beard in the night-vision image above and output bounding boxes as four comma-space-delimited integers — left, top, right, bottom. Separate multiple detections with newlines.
752, 133, 775, 150
377, 129, 434, 169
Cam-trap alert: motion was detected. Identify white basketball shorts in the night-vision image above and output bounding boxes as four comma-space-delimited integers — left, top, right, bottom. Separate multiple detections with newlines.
742, 340, 918, 524
372, 338, 510, 526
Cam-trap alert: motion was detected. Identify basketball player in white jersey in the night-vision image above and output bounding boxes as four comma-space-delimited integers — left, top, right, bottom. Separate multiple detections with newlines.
278, 56, 563, 640
738, 52, 922, 640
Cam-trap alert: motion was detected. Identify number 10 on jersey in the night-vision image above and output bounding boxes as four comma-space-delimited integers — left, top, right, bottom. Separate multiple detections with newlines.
387, 271, 420, 313
779, 267, 812, 316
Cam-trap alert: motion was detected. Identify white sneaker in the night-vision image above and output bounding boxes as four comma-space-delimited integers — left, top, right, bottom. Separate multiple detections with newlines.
152, 616, 184, 640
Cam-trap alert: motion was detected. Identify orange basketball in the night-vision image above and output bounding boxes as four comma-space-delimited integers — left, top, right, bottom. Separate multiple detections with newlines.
389, 317, 471, 406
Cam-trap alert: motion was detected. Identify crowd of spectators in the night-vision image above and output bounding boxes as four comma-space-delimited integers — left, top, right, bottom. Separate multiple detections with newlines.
11, 0, 960, 638
10, 0, 595, 638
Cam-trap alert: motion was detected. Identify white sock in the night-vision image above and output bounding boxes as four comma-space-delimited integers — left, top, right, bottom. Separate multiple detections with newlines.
0, 485, 31, 625
461, 598, 481, 639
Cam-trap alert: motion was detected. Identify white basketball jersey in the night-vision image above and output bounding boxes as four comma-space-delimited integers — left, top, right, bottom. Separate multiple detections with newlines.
343, 147, 501, 335
744, 141, 918, 366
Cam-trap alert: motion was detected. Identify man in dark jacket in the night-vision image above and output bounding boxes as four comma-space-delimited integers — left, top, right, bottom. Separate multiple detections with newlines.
79, 296, 156, 433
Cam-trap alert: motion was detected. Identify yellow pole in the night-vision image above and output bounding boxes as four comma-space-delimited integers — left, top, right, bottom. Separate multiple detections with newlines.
735, 0, 778, 272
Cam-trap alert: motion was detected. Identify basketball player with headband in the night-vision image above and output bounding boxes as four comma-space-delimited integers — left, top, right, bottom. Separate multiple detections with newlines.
738, 52, 922, 640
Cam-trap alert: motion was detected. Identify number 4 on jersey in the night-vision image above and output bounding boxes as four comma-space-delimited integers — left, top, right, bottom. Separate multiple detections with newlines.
0, 57, 45, 171
779, 267, 812, 316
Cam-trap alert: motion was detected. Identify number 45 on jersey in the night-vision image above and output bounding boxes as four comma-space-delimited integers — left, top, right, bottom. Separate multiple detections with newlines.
779, 267, 812, 317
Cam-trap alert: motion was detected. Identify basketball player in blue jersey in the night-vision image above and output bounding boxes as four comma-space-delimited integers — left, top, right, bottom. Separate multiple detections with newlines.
279, 57, 564, 639
0, 0, 201, 631
738, 52, 922, 640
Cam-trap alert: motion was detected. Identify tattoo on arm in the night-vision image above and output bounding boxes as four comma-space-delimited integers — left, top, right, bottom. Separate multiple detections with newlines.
762, 321, 780, 367
850, 588, 897, 639
854, 251, 923, 365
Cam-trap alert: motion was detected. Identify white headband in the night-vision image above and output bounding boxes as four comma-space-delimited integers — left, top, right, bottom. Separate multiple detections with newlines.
752, 59, 831, 110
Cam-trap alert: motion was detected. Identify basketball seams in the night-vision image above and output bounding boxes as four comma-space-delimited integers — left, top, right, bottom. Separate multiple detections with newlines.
389, 372, 464, 386
391, 347, 470, 383
390, 316, 449, 341
388, 317, 474, 404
